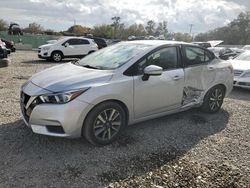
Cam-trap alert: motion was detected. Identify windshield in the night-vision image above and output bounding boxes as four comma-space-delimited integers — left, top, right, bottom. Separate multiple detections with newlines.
234, 51, 250, 61
78, 43, 152, 70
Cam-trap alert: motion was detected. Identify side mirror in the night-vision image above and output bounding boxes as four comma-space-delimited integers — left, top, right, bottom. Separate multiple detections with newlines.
142, 65, 163, 81
64, 42, 69, 47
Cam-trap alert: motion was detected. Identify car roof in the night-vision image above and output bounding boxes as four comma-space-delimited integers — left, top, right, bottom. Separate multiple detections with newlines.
62, 36, 92, 40
123, 40, 193, 46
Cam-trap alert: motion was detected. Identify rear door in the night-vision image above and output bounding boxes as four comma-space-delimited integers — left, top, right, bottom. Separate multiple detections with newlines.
77, 39, 91, 55
182, 45, 216, 106
133, 46, 185, 119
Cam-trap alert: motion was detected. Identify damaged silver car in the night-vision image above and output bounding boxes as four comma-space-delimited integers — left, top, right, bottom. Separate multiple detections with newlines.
20, 41, 233, 145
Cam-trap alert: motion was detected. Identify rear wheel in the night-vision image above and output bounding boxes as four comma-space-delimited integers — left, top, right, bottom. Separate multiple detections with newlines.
51, 51, 63, 62
201, 85, 225, 113
83, 102, 126, 146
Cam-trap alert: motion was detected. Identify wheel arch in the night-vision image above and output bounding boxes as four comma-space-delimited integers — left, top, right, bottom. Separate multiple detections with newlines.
81, 99, 130, 136
51, 50, 64, 57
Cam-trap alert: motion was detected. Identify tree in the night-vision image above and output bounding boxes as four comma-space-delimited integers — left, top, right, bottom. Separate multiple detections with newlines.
194, 12, 250, 45
91, 24, 113, 38
0, 19, 8, 31
174, 33, 192, 42
230, 12, 250, 44
145, 20, 156, 35
23, 22, 43, 34
155, 21, 168, 37
67, 25, 91, 35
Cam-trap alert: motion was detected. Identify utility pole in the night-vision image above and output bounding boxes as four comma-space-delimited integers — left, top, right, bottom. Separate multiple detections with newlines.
189, 24, 193, 35
74, 19, 76, 26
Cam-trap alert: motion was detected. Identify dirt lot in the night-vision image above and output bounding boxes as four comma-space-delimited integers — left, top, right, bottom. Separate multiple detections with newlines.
0, 51, 249, 187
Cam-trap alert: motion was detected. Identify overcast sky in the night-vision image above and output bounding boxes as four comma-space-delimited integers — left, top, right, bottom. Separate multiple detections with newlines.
0, 0, 249, 34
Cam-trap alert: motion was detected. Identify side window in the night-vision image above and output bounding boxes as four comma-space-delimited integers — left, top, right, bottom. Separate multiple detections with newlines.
66, 39, 78, 45
185, 46, 212, 66
137, 47, 179, 74
78, 39, 90, 45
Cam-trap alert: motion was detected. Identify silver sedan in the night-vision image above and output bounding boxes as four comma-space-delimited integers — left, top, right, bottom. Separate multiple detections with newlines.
20, 40, 233, 145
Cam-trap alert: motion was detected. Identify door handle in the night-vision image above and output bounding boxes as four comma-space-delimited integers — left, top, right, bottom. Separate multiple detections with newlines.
173, 75, 182, 81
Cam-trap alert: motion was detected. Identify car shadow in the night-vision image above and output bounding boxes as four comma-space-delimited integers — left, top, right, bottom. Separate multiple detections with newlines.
0, 108, 229, 187
228, 87, 250, 101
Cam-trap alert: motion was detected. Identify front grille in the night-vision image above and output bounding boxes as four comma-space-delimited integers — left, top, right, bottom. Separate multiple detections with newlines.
234, 70, 243, 77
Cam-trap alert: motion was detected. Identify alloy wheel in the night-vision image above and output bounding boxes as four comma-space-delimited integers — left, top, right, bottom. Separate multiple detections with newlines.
93, 108, 121, 141
53, 53, 61, 62
208, 88, 223, 111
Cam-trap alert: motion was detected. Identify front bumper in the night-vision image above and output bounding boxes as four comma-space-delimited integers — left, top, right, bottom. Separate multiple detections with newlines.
20, 86, 94, 138
233, 77, 250, 89
38, 50, 50, 59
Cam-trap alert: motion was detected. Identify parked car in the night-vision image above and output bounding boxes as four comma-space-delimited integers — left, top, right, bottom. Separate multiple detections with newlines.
0, 40, 8, 59
38, 37, 98, 62
192, 42, 212, 48
242, 45, 250, 51
1, 38, 16, 52
229, 51, 250, 89
208, 47, 238, 60
20, 41, 233, 145
91, 37, 107, 49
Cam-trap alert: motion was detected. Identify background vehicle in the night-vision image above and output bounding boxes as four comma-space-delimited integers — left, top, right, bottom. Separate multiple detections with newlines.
21, 41, 233, 145
229, 51, 250, 89
38, 37, 98, 62
208, 47, 239, 60
8, 23, 23, 35
192, 42, 212, 48
88, 37, 107, 49
1, 38, 16, 52
242, 45, 250, 51
0, 40, 8, 59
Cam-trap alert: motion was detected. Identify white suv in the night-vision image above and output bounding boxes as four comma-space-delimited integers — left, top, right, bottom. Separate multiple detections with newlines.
38, 37, 98, 62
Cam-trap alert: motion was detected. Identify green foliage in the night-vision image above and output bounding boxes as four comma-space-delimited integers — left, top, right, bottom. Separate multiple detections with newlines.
194, 12, 250, 45
174, 33, 192, 42
67, 25, 91, 35
0, 19, 8, 31
145, 20, 156, 35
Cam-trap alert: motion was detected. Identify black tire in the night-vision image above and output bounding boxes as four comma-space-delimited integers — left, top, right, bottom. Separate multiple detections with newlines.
83, 101, 126, 146
201, 85, 225, 113
51, 51, 63, 62
0, 59, 9, 68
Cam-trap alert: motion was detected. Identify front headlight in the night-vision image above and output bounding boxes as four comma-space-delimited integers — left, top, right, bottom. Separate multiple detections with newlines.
242, 71, 250, 78
42, 46, 51, 51
39, 88, 90, 104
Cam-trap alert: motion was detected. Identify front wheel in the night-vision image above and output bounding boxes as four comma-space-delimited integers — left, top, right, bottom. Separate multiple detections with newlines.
52, 51, 63, 62
83, 102, 126, 146
201, 85, 225, 113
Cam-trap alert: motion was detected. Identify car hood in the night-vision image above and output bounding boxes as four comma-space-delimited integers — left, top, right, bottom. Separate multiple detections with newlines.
31, 63, 114, 92
229, 60, 250, 71
39, 44, 53, 48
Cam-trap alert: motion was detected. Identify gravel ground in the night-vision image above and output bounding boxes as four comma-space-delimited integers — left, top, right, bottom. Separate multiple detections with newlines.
0, 51, 249, 188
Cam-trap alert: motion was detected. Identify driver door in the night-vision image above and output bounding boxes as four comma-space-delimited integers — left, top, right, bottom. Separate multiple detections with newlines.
133, 46, 184, 119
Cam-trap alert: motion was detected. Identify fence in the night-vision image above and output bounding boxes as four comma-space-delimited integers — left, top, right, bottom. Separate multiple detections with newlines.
0, 32, 59, 48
